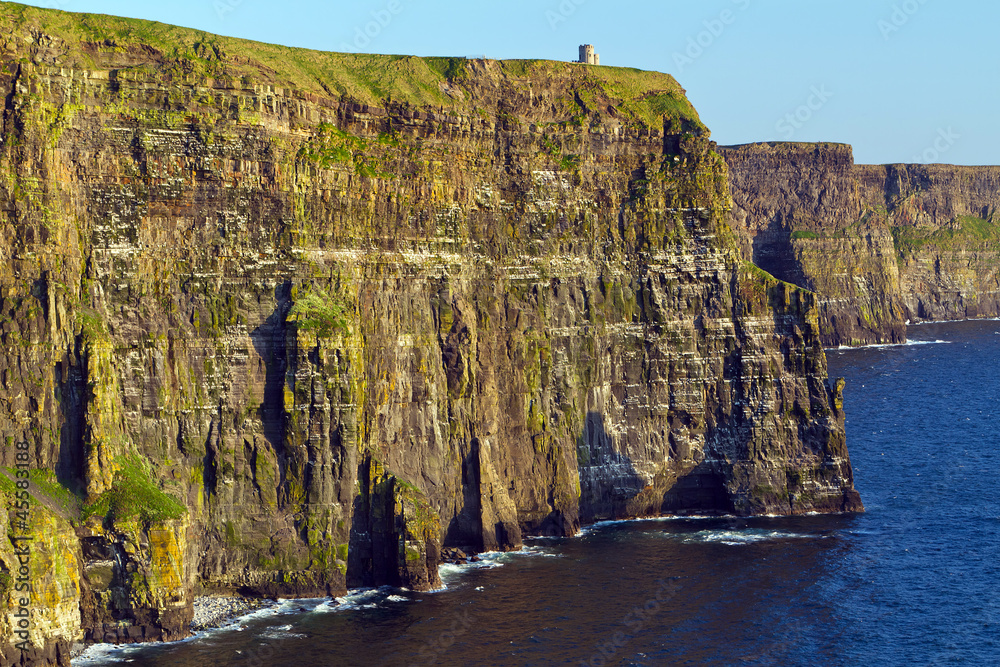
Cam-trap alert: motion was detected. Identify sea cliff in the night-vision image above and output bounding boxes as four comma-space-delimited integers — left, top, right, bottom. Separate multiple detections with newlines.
722, 142, 1000, 346
0, 3, 860, 664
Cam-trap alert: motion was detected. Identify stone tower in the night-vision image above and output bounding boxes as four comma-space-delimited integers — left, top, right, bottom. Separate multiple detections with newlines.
577, 44, 599, 65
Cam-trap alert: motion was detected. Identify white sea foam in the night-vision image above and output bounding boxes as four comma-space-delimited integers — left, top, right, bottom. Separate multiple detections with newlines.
72, 643, 144, 666
911, 317, 1000, 325
316, 586, 402, 611
73, 597, 335, 664
827, 338, 951, 351
575, 514, 734, 537
680, 528, 815, 546
243, 597, 327, 621
259, 624, 306, 640
437, 555, 504, 586
434, 544, 566, 589
72, 518, 816, 665
73, 609, 267, 665
74, 548, 560, 661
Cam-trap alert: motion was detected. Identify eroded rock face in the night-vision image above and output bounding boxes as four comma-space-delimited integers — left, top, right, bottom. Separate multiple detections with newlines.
722, 142, 1000, 346
0, 8, 859, 663
0, 474, 81, 667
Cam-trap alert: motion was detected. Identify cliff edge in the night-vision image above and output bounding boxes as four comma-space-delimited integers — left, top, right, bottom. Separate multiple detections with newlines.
0, 3, 860, 664
722, 142, 1000, 346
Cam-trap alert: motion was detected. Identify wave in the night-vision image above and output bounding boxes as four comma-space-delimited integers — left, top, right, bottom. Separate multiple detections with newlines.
827, 339, 951, 351
306, 587, 410, 613
572, 514, 741, 537
73, 518, 824, 664
679, 528, 817, 546
910, 317, 1000, 326
79, 544, 567, 664
73, 597, 333, 665
259, 624, 306, 640
72, 644, 145, 666
436, 544, 561, 589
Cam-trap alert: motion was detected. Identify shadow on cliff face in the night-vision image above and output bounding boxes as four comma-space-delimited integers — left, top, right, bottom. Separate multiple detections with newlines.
249, 282, 292, 449
578, 411, 646, 520
346, 457, 386, 589
443, 441, 486, 548
55, 347, 86, 491
345, 455, 442, 591
577, 412, 733, 521
752, 222, 808, 287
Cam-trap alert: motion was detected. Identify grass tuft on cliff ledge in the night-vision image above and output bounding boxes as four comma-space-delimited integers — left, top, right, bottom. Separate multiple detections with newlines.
0, 1, 703, 130
83, 457, 187, 525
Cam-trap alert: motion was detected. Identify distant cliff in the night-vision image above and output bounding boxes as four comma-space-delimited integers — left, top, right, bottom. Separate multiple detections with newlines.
721, 142, 1000, 346
0, 3, 860, 665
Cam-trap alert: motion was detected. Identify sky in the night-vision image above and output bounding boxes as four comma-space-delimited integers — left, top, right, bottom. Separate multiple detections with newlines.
17, 0, 1000, 165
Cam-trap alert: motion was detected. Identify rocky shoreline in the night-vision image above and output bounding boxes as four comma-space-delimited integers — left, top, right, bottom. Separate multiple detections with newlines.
190, 596, 278, 632
441, 548, 483, 566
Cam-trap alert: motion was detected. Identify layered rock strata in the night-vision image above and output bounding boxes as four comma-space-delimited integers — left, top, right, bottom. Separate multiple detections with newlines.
0, 4, 860, 664
722, 142, 1000, 346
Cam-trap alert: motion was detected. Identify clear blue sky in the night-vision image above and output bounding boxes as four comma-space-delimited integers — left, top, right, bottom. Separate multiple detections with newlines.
18, 0, 1000, 165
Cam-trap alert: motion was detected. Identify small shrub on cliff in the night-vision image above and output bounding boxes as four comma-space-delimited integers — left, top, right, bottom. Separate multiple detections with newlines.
559, 154, 581, 171
289, 287, 349, 337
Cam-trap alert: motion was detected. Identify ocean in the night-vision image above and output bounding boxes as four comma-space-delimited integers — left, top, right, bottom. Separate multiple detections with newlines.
76, 319, 1000, 666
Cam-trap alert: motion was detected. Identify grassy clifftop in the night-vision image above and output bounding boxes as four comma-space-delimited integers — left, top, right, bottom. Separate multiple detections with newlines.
0, 1, 703, 130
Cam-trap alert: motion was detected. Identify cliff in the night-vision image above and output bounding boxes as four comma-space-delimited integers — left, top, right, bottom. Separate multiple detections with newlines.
722, 142, 1000, 346
0, 3, 861, 664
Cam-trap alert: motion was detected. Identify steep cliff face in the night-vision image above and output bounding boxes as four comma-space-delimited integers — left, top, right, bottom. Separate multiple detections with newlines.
0, 4, 860, 664
722, 142, 1000, 346
873, 164, 1000, 322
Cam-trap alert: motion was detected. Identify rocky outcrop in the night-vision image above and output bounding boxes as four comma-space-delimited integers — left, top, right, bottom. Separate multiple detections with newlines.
0, 4, 860, 664
0, 472, 81, 667
722, 142, 1000, 346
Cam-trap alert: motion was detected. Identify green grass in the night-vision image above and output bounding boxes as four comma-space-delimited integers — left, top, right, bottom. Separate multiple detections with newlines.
721, 141, 852, 153
425, 56, 468, 82
741, 261, 783, 284
305, 126, 396, 178
790, 230, 821, 240
621, 90, 703, 131
28, 468, 81, 516
297, 122, 361, 168
83, 456, 186, 524
75, 306, 107, 340
0, 468, 82, 518
953, 215, 1000, 241
892, 216, 1000, 253
0, 2, 702, 129
559, 154, 581, 171
0, 471, 16, 496
505, 61, 704, 129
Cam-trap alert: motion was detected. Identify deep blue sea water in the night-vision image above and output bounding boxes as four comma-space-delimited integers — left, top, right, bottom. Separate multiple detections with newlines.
77, 319, 1000, 666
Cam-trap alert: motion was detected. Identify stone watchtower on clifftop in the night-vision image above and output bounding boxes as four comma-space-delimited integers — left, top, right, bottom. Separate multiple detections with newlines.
577, 44, 599, 65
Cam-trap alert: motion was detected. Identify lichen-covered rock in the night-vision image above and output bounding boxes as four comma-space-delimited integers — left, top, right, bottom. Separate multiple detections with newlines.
0, 471, 81, 667
0, 4, 861, 662
722, 142, 1000, 346
77, 515, 192, 644
348, 458, 442, 591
